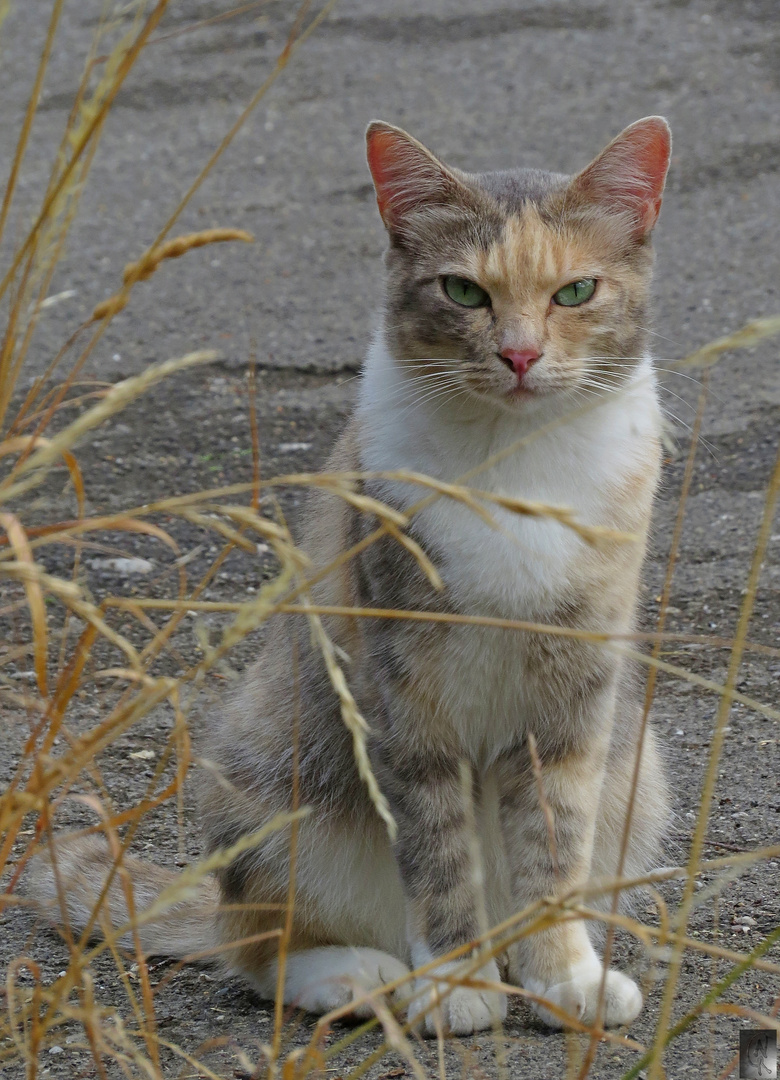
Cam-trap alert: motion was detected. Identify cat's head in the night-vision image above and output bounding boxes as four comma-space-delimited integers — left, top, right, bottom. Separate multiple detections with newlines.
365, 118, 671, 411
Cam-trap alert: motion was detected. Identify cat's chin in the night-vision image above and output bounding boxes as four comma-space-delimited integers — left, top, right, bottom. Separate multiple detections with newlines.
474, 383, 558, 410
463, 381, 543, 406
465, 384, 585, 420
506, 383, 538, 401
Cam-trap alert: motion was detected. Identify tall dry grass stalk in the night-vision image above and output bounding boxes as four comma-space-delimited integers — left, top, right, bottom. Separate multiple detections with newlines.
1, 3, 778, 1078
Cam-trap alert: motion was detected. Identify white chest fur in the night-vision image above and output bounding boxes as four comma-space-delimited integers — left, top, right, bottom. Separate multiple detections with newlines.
358, 334, 660, 615
357, 334, 660, 756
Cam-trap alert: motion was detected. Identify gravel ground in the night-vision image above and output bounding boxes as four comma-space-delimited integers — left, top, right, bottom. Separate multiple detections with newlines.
1, 0, 779, 1077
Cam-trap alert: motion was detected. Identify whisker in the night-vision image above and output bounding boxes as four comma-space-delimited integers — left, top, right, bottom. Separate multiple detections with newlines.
583, 360, 674, 369
577, 377, 623, 391
661, 407, 719, 460
577, 382, 617, 394
656, 384, 701, 413
427, 383, 473, 420
394, 371, 465, 382
388, 379, 470, 420
379, 384, 453, 408
637, 325, 683, 347
586, 358, 718, 395
382, 371, 463, 397
653, 367, 704, 386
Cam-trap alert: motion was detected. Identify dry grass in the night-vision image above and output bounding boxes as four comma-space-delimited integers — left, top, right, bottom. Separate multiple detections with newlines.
0, 3, 778, 1078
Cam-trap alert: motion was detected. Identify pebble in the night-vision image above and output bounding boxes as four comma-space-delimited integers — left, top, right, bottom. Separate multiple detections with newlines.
277, 441, 311, 453
89, 557, 154, 575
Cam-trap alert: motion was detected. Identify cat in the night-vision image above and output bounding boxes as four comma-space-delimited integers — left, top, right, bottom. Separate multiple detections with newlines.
30, 116, 672, 1036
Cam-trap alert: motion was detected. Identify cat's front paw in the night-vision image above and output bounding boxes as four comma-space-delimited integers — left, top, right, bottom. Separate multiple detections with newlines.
525, 960, 642, 1029
408, 958, 506, 1036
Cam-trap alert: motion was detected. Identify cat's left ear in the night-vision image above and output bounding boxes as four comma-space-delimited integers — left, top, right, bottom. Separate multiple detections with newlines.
570, 117, 672, 238
366, 121, 470, 234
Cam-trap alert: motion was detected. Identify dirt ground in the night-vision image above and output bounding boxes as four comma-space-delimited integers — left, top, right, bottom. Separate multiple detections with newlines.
1, 0, 779, 1077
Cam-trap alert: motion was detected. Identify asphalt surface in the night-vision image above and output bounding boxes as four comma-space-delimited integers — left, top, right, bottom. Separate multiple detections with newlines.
1, 1, 779, 1077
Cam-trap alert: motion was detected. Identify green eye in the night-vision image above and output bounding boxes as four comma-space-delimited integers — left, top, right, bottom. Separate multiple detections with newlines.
553, 278, 597, 307
443, 275, 490, 308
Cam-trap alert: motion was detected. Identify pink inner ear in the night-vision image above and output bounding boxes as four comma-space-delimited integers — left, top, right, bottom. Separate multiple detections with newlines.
366, 124, 454, 228
366, 129, 407, 222
576, 118, 672, 236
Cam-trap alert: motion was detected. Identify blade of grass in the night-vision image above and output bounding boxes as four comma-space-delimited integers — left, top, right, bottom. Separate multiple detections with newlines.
0, 513, 49, 696
0, 0, 64, 248
647, 439, 780, 1080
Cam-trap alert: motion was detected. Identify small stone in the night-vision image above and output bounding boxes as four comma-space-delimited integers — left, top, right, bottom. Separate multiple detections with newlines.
49, 1045, 63, 1054
90, 557, 154, 575
277, 441, 311, 453
129, 749, 155, 760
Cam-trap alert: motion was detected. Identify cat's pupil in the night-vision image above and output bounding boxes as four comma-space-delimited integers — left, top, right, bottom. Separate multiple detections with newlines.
443, 275, 490, 308
553, 278, 597, 307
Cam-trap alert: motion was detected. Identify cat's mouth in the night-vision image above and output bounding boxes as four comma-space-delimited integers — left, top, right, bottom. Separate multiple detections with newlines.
500, 374, 540, 401
506, 381, 536, 398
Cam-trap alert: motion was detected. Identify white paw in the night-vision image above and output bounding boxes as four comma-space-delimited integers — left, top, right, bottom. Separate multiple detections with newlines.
408, 958, 507, 1036
525, 961, 642, 1029
296, 979, 359, 1016
301, 950, 410, 1020
260, 947, 410, 1020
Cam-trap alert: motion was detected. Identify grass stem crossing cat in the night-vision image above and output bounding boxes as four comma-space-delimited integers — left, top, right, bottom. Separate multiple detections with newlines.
31, 116, 672, 1035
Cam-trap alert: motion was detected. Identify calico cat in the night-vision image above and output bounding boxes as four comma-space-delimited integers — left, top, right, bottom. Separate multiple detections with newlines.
30, 117, 672, 1035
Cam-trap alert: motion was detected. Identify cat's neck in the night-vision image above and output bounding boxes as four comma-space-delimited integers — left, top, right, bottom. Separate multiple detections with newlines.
357, 326, 660, 490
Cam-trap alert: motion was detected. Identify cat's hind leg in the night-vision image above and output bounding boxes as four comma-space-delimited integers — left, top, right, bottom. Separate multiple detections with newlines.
212, 813, 412, 1020
591, 718, 670, 892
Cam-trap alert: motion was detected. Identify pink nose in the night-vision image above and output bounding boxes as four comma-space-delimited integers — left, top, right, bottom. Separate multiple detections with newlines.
501, 348, 541, 377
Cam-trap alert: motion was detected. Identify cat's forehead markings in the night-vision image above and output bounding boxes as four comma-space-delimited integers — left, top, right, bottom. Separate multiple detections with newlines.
474, 207, 568, 297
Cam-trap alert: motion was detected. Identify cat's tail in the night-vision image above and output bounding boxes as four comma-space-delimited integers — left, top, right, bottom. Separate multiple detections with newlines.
27, 834, 219, 958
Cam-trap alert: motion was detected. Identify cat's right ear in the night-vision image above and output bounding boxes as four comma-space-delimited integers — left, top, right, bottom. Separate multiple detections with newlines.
366, 121, 467, 234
